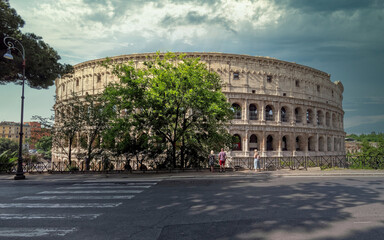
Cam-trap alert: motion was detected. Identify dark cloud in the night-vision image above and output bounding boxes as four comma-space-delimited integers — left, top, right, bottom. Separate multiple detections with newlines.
274, 0, 383, 13
160, 11, 236, 33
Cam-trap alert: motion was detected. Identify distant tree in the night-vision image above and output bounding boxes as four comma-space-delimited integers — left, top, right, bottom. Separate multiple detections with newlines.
348, 132, 384, 143
0, 138, 18, 155
0, 0, 72, 88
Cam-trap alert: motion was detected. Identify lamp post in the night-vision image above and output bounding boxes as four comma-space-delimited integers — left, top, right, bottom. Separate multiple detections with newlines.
3, 36, 26, 180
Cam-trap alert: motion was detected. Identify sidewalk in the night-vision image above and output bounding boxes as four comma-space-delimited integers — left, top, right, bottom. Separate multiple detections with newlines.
1, 168, 384, 181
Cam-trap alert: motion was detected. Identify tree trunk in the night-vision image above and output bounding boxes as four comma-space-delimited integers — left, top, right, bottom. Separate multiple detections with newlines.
68, 138, 73, 166
172, 141, 177, 168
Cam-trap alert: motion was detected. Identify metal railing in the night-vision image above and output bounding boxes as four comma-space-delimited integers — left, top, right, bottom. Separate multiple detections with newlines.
229, 155, 384, 170
1, 155, 384, 173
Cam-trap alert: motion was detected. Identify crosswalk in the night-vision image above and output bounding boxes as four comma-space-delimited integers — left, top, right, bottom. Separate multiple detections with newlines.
0, 179, 160, 238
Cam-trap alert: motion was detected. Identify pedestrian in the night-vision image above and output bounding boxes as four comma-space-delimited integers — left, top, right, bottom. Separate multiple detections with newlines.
218, 148, 226, 172
254, 149, 261, 172
208, 150, 216, 172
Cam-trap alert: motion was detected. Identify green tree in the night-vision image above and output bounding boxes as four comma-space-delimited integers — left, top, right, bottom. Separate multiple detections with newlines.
35, 135, 52, 159
0, 149, 17, 172
76, 94, 110, 170
103, 52, 234, 169
0, 137, 18, 155
0, 0, 72, 88
52, 95, 84, 166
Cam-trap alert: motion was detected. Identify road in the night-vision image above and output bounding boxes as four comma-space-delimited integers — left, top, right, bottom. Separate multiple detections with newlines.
0, 174, 384, 240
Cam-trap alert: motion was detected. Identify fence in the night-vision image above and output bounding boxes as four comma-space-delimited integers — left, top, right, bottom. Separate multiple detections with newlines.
1, 155, 384, 173
230, 155, 384, 170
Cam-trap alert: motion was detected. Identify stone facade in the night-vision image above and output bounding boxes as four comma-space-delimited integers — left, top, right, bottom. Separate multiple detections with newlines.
54, 52, 345, 162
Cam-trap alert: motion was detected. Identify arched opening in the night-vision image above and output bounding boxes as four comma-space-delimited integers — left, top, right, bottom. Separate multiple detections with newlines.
318, 136, 325, 151
317, 110, 324, 126
327, 137, 332, 151
308, 136, 315, 151
307, 109, 314, 124
267, 135, 273, 151
282, 136, 288, 151
296, 136, 302, 151
281, 107, 288, 122
265, 105, 274, 121
249, 134, 258, 151
249, 104, 258, 120
232, 103, 241, 120
326, 112, 331, 127
334, 137, 339, 151
233, 134, 242, 151
332, 113, 337, 128
295, 107, 302, 123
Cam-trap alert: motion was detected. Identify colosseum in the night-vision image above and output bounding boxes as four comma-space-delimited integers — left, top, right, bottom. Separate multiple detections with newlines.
53, 52, 346, 167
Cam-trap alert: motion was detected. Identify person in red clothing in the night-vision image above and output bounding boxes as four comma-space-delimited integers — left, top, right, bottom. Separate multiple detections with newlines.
218, 148, 227, 172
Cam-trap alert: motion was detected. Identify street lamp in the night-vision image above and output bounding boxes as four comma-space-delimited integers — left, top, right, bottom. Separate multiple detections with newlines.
3, 36, 26, 180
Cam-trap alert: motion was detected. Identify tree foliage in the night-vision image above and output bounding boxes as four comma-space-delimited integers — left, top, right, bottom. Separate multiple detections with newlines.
103, 52, 234, 169
0, 0, 72, 88
348, 132, 384, 143
0, 137, 18, 155
35, 135, 52, 159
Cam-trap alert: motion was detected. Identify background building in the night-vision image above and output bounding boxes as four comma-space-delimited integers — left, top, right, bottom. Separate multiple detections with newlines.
24, 122, 51, 150
54, 52, 346, 163
0, 121, 31, 150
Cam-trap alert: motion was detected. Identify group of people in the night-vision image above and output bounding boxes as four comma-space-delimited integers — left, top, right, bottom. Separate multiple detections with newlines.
208, 148, 261, 172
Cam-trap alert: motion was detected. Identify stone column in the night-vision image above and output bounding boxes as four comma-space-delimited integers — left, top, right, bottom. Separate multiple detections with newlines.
243, 99, 248, 121
244, 130, 249, 156
277, 132, 282, 157
260, 101, 265, 123
276, 102, 281, 124
261, 131, 266, 156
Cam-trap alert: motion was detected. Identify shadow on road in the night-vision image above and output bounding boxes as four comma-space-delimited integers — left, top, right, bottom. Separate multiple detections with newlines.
155, 175, 384, 240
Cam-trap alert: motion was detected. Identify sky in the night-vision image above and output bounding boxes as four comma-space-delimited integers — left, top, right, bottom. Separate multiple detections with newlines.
1, 0, 384, 134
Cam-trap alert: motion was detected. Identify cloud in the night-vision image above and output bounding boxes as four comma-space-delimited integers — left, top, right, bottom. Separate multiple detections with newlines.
274, 0, 383, 13
344, 114, 384, 129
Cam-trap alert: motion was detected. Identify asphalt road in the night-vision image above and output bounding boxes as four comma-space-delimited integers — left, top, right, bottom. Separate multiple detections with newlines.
0, 174, 384, 240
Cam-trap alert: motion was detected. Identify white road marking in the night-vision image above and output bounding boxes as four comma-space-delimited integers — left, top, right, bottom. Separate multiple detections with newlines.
73, 182, 158, 186
16, 195, 134, 200
57, 185, 151, 189
37, 190, 142, 194
0, 203, 122, 208
0, 228, 77, 237
0, 213, 101, 220
84, 179, 161, 183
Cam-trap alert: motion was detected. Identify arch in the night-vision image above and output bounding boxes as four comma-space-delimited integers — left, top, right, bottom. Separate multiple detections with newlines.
327, 136, 332, 151
326, 112, 331, 127
282, 135, 288, 151
332, 113, 337, 128
306, 109, 314, 124
249, 104, 258, 120
295, 107, 303, 123
266, 135, 274, 151
308, 136, 315, 151
281, 107, 288, 122
318, 136, 325, 151
296, 136, 304, 151
317, 110, 324, 126
232, 103, 242, 120
233, 134, 242, 151
249, 134, 258, 151
334, 137, 340, 151
265, 105, 274, 121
